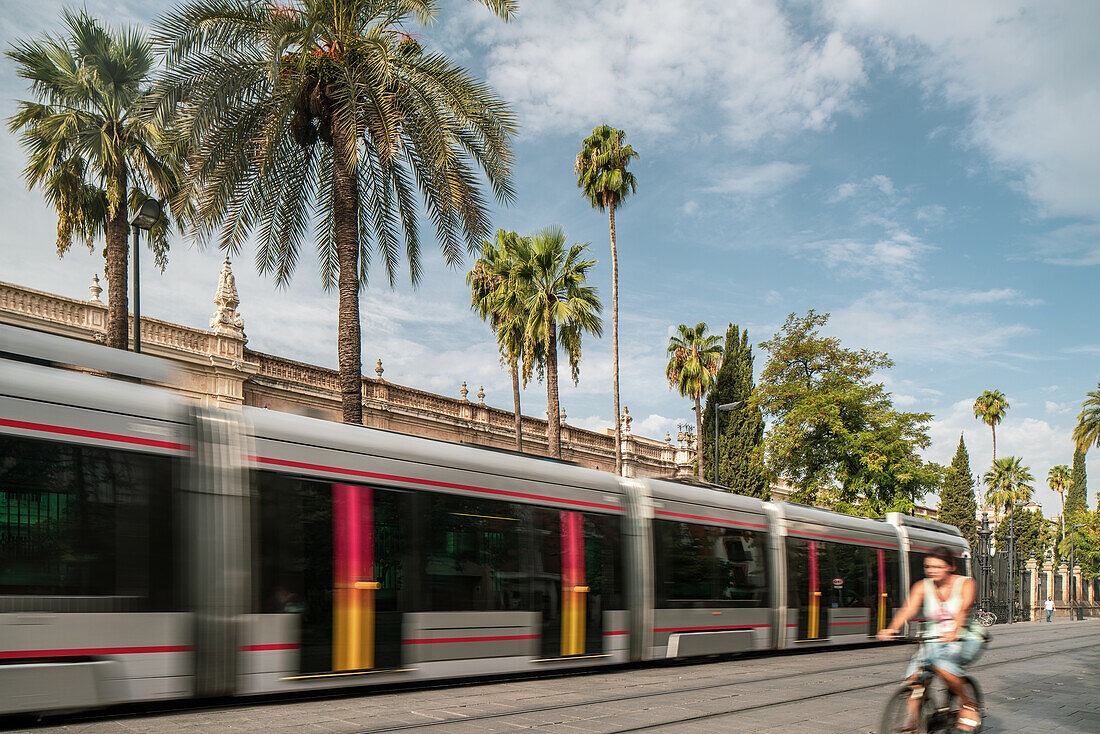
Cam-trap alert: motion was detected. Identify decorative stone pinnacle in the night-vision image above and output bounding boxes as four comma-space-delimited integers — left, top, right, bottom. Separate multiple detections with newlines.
620, 406, 632, 434
210, 256, 245, 336
460, 381, 469, 400
560, 406, 567, 421
375, 358, 384, 380
665, 432, 672, 445
88, 274, 102, 302
477, 385, 485, 404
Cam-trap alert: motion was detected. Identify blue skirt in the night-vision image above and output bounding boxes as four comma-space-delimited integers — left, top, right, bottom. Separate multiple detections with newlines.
905, 638, 984, 678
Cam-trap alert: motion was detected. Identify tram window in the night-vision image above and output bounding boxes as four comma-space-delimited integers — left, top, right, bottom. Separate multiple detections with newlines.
654, 520, 767, 607
0, 435, 174, 609
421, 494, 526, 612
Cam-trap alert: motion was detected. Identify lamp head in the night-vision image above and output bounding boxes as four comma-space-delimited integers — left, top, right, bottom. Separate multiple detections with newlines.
130, 198, 163, 230
718, 401, 743, 411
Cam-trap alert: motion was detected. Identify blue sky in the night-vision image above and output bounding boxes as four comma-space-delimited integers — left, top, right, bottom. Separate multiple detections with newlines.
1, 0, 1098, 516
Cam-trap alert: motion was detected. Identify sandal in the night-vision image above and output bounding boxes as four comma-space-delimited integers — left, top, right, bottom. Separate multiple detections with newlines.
956, 703, 981, 732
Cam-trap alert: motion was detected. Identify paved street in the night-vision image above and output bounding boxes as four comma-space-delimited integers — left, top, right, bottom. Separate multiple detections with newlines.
9, 620, 1099, 734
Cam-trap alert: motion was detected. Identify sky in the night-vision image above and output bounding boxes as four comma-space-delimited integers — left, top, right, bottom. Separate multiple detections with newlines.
1, 0, 1098, 516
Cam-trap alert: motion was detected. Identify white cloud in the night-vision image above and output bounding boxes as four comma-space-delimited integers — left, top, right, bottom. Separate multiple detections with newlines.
452, 0, 864, 142
681, 200, 700, 216
634, 413, 679, 441
921, 288, 1043, 307
706, 162, 809, 198
916, 204, 948, 224
827, 174, 900, 205
800, 229, 932, 280
828, 0, 1100, 221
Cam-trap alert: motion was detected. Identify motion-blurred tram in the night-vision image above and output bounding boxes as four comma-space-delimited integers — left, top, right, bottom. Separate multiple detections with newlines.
0, 324, 970, 715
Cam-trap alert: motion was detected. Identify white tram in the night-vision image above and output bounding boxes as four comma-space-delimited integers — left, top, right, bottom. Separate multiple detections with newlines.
0, 324, 969, 714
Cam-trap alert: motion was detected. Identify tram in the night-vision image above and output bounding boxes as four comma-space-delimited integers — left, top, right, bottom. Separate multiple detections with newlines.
0, 324, 969, 714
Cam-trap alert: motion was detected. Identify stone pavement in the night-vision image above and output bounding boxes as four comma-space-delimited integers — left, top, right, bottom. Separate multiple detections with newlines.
8, 619, 1099, 734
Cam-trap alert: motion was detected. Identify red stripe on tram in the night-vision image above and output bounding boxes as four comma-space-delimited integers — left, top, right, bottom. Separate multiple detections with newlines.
0, 418, 190, 452
654, 624, 769, 633
603, 630, 629, 636
791, 530, 897, 548
0, 645, 192, 659
249, 455, 622, 512
403, 634, 540, 645
655, 510, 767, 529
239, 644, 300, 652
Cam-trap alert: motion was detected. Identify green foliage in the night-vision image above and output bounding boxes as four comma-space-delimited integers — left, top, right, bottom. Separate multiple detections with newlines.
939, 435, 977, 545
983, 456, 1034, 514
1067, 448, 1088, 515
701, 324, 769, 499
574, 125, 639, 212
1073, 383, 1100, 454
973, 388, 1009, 463
756, 310, 940, 515
6, 9, 178, 264
994, 507, 1050, 562
666, 323, 723, 476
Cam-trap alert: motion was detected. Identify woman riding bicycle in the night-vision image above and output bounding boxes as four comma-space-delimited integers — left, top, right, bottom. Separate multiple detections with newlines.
877, 546, 984, 733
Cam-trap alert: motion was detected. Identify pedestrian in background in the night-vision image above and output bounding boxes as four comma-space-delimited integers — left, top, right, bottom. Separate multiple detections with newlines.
1044, 596, 1055, 622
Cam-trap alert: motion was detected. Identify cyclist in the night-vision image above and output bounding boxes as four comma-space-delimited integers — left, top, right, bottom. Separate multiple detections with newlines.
877, 546, 984, 733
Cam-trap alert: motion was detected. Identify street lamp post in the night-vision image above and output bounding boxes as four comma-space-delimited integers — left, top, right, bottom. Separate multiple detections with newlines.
1007, 501, 1028, 623
128, 198, 163, 354
1070, 522, 1086, 621
713, 401, 742, 485
976, 514, 992, 611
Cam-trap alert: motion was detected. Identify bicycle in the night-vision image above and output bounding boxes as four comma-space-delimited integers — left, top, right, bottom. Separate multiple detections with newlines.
879, 635, 984, 733
975, 608, 996, 627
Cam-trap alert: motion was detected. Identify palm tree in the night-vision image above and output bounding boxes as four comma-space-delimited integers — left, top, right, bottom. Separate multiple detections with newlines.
575, 125, 638, 475
666, 323, 723, 476
1073, 383, 1100, 454
983, 456, 1034, 517
8, 10, 179, 350
467, 230, 542, 452
152, 0, 517, 424
973, 389, 1009, 463
512, 226, 602, 458
1048, 464, 1071, 540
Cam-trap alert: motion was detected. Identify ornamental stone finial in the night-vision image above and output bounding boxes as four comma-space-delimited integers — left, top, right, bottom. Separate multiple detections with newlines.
375, 358, 384, 380
460, 381, 469, 401
210, 256, 245, 336
89, 274, 102, 302
665, 431, 672, 445
560, 406, 567, 421
477, 385, 485, 404
620, 406, 632, 434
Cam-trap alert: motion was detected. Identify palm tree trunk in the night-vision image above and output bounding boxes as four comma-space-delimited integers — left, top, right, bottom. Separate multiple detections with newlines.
609, 206, 622, 476
694, 394, 702, 476
991, 426, 997, 462
510, 358, 523, 453
105, 170, 129, 350
332, 113, 363, 425
546, 311, 561, 458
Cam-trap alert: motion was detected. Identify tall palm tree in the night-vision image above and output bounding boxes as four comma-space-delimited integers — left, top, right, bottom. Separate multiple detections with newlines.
467, 230, 543, 452
666, 323, 723, 476
8, 10, 179, 350
983, 456, 1034, 517
575, 125, 638, 476
973, 389, 1009, 464
1073, 383, 1100, 454
152, 0, 517, 424
1048, 463, 1071, 541
512, 226, 602, 458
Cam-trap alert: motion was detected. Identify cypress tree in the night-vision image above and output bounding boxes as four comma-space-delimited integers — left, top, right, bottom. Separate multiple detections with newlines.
939, 435, 977, 545
701, 324, 769, 498
1067, 448, 1087, 515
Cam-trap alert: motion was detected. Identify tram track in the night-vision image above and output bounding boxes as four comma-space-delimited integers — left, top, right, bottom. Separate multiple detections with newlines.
355, 628, 1100, 733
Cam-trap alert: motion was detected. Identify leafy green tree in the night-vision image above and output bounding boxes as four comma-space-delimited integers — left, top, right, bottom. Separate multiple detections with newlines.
939, 436, 977, 546
995, 506, 1049, 562
700, 324, 768, 498
1073, 384, 1100, 455
466, 230, 543, 452
983, 456, 1034, 516
152, 0, 517, 424
666, 323, 723, 476
575, 125, 638, 475
512, 226, 602, 458
1067, 448, 1088, 515
973, 389, 1009, 465
8, 10, 179, 350
1048, 463, 1071, 540
756, 310, 939, 513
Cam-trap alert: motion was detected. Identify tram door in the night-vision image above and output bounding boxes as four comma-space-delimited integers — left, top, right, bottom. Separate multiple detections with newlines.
332, 484, 402, 671
787, 538, 827, 641
538, 511, 605, 658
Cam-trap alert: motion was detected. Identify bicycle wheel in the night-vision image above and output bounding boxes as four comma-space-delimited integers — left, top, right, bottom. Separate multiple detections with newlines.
880, 687, 931, 734
947, 677, 984, 732
978, 612, 995, 628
